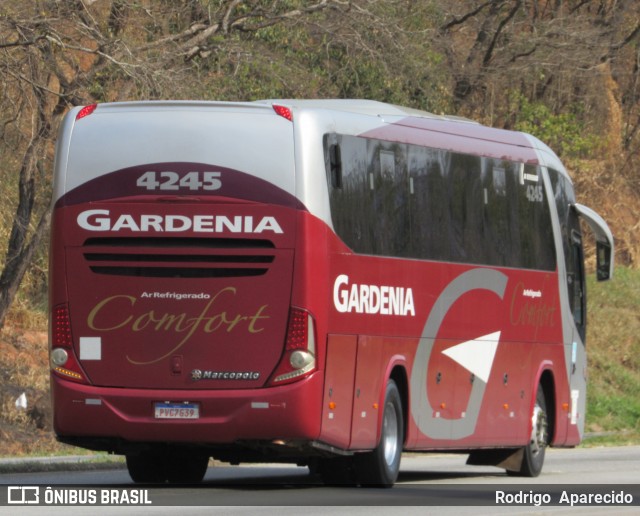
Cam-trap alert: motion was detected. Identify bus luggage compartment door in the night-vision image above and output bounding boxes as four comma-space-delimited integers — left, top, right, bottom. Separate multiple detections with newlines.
320, 335, 357, 449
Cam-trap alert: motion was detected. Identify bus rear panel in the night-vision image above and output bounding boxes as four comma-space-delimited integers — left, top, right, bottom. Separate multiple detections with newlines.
50, 103, 323, 454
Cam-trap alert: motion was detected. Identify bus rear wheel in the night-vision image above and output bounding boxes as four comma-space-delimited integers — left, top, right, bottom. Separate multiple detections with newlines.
312, 456, 358, 486
126, 452, 166, 483
509, 384, 548, 477
165, 451, 210, 484
355, 379, 404, 487
126, 448, 209, 484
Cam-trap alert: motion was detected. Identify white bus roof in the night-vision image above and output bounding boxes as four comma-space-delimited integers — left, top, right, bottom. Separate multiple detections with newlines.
255, 98, 475, 121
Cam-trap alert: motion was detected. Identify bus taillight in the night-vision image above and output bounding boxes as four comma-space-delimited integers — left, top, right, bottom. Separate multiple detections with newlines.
272, 104, 293, 121
269, 307, 316, 385
75, 104, 97, 121
50, 304, 86, 383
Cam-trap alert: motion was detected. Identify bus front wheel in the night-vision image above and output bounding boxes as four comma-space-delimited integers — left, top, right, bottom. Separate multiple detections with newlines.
509, 384, 548, 477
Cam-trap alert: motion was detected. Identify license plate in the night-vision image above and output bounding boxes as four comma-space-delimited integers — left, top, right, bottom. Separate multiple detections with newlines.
154, 402, 199, 419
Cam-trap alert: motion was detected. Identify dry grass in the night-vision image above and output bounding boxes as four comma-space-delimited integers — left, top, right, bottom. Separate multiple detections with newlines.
0, 327, 75, 457
570, 156, 640, 269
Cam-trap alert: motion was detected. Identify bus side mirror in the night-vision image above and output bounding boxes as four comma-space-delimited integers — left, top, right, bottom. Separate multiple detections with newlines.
596, 241, 612, 281
573, 203, 614, 282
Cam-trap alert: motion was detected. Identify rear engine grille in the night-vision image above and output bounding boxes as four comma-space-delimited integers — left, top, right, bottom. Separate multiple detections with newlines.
82, 237, 275, 278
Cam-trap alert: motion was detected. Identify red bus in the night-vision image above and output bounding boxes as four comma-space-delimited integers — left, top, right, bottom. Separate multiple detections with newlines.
49, 100, 613, 486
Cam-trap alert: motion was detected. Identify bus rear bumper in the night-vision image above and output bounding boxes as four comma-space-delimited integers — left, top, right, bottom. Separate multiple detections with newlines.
51, 372, 323, 452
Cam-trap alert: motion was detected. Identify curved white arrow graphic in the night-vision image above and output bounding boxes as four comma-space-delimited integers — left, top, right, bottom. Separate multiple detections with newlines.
441, 331, 501, 383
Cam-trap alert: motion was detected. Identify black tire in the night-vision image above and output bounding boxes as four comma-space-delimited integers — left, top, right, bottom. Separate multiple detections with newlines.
355, 379, 404, 487
126, 448, 209, 484
126, 452, 167, 483
165, 451, 209, 484
313, 456, 358, 486
509, 384, 548, 477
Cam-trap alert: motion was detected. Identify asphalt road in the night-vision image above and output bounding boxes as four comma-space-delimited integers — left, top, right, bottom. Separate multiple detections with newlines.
1, 446, 639, 514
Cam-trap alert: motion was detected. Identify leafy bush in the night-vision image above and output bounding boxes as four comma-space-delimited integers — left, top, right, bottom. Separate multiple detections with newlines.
509, 93, 602, 159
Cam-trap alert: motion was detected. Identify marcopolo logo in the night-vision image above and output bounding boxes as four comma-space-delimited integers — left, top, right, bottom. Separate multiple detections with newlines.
76, 209, 283, 234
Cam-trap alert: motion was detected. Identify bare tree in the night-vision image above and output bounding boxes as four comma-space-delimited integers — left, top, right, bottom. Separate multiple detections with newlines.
2, 0, 640, 328
0, 0, 348, 327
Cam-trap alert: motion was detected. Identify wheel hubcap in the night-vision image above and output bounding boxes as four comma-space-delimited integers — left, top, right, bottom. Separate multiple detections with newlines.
530, 404, 548, 456
383, 402, 399, 466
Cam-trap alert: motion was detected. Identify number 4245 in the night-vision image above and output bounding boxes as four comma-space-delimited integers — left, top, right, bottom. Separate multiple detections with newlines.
136, 171, 222, 191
